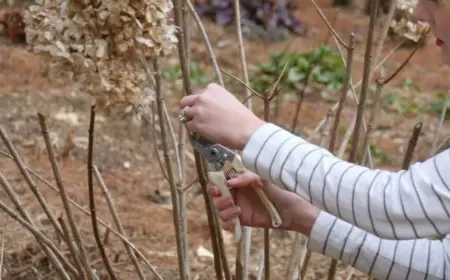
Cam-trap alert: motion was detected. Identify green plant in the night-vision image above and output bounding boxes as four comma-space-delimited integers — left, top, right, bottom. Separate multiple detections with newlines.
162, 62, 209, 86
383, 91, 426, 116
369, 144, 390, 164
250, 44, 346, 93
429, 91, 450, 119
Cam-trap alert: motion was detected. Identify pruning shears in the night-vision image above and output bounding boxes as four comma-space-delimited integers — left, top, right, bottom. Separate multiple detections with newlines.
188, 133, 282, 242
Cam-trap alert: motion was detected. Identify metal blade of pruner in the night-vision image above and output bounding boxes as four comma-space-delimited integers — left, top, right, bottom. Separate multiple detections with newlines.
188, 133, 236, 171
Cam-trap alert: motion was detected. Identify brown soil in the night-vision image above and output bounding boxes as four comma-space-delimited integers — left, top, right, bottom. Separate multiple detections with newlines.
0, 1, 449, 279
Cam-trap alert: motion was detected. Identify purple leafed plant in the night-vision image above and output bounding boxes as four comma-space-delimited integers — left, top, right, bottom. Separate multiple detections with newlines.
193, 0, 306, 36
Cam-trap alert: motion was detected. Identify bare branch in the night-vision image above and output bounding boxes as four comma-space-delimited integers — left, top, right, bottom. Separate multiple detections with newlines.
430, 87, 450, 156
152, 58, 188, 280
348, 0, 379, 163
58, 216, 86, 279
383, 29, 430, 85
0, 126, 64, 238
328, 33, 355, 153
402, 123, 423, 169
0, 149, 162, 278
38, 113, 93, 280
87, 104, 117, 280
186, 0, 224, 86
310, 0, 348, 49
0, 196, 76, 277
93, 166, 147, 280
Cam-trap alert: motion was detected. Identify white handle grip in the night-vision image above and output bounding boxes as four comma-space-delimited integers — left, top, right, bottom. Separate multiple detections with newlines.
255, 188, 282, 228
227, 155, 283, 229
208, 171, 242, 242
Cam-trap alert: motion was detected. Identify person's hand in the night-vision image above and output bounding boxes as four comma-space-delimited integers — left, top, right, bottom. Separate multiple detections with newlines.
179, 83, 266, 150
207, 171, 320, 234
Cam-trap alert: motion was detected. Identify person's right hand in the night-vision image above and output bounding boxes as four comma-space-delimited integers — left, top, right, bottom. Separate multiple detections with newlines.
207, 171, 303, 231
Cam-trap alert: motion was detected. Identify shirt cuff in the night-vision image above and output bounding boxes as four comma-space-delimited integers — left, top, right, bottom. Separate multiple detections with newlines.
241, 123, 307, 183
307, 210, 365, 265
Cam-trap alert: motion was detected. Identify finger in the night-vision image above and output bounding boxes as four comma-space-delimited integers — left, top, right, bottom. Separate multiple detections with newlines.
182, 119, 199, 134
207, 184, 221, 197
179, 94, 200, 109
217, 206, 241, 223
221, 219, 236, 232
230, 188, 237, 202
227, 173, 261, 189
213, 195, 235, 211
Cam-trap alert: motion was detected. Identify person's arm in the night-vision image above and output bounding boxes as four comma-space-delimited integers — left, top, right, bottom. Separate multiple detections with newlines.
307, 211, 450, 280
242, 122, 450, 240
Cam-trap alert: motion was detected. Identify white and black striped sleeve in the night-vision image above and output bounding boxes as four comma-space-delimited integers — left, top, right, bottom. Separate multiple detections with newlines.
242, 123, 450, 240
308, 210, 450, 280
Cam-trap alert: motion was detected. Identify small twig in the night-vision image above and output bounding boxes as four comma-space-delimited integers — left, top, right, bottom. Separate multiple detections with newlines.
93, 166, 147, 280
402, 123, 423, 169
373, 0, 398, 71
58, 216, 86, 279
161, 97, 191, 278
328, 33, 355, 153
0, 171, 73, 279
180, 0, 191, 275
186, 0, 224, 86
0, 150, 162, 278
348, 0, 379, 163
291, 55, 315, 132
327, 259, 338, 280
152, 58, 188, 280
0, 126, 64, 238
312, 38, 405, 139
178, 176, 198, 192
87, 105, 117, 280
268, 61, 290, 102
310, 0, 348, 49
172, 0, 192, 95
233, 0, 252, 109
102, 226, 111, 246
150, 103, 170, 183
37, 113, 93, 280
382, 29, 430, 85
360, 71, 385, 166
220, 68, 263, 100
0, 197, 76, 277
0, 219, 7, 279
195, 151, 226, 280
430, 87, 450, 156
432, 134, 450, 156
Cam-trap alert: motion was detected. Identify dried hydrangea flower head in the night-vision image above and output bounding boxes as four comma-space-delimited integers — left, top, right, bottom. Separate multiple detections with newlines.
23, 0, 178, 116
390, 0, 429, 43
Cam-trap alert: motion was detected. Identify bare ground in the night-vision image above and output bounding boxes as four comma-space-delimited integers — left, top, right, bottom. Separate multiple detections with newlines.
0, 0, 450, 279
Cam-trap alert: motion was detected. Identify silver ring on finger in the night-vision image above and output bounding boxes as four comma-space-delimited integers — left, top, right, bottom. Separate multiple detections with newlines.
179, 106, 190, 123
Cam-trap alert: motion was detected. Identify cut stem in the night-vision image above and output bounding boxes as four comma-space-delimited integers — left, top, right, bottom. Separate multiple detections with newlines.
87, 105, 117, 280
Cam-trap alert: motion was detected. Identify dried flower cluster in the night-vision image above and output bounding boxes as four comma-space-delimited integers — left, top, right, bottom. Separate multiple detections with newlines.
390, 0, 428, 43
23, 0, 178, 113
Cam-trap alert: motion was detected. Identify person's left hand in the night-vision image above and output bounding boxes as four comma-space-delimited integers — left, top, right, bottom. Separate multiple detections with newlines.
179, 83, 266, 150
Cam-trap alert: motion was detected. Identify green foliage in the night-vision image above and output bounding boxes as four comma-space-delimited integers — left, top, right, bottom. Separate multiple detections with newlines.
400, 77, 421, 92
250, 44, 346, 93
428, 91, 450, 119
162, 62, 209, 86
383, 91, 426, 116
369, 144, 390, 164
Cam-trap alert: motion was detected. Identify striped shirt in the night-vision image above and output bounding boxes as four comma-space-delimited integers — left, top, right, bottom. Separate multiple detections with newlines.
242, 123, 450, 279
